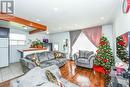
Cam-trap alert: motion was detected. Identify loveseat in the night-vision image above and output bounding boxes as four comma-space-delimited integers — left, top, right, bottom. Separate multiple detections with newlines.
74, 50, 95, 68
20, 51, 67, 73
11, 65, 79, 87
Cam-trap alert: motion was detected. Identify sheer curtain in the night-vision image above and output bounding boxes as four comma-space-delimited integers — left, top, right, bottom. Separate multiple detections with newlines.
82, 26, 102, 47
69, 30, 81, 58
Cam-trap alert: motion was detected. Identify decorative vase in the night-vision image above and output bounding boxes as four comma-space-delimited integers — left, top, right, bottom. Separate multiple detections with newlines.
43, 39, 48, 43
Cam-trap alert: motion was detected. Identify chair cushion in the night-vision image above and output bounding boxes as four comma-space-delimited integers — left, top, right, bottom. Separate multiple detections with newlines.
37, 52, 49, 62
47, 51, 55, 60
56, 58, 66, 63
56, 58, 67, 67
40, 62, 52, 68
77, 58, 90, 64
46, 60, 59, 65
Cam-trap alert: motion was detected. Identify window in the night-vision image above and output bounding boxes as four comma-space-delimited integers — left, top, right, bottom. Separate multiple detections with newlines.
10, 33, 26, 45
72, 32, 97, 54
53, 43, 59, 51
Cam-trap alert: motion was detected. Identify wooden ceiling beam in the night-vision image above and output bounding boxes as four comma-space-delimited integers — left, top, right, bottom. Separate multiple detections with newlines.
29, 29, 42, 34
0, 14, 47, 34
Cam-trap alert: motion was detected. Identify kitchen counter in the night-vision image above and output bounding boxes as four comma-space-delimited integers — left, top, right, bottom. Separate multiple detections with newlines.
18, 48, 47, 52
18, 48, 48, 58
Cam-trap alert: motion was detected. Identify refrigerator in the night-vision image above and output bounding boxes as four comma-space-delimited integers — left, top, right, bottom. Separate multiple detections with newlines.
0, 27, 9, 67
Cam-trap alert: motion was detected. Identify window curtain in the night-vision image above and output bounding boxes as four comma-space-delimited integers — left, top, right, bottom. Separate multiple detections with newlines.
69, 30, 81, 58
82, 26, 102, 47
121, 32, 128, 47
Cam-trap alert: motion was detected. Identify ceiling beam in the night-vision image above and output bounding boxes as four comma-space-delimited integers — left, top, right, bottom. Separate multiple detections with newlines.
0, 14, 47, 34
29, 29, 42, 34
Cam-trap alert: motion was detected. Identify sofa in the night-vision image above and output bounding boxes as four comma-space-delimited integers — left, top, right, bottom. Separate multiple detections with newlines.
74, 50, 95, 68
20, 51, 67, 73
11, 65, 79, 87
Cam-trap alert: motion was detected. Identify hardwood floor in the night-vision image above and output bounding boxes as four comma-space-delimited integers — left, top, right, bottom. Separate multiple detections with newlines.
0, 81, 10, 87
60, 61, 105, 87
0, 61, 105, 87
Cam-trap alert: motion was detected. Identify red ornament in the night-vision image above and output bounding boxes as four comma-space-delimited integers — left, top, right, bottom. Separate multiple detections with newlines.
103, 59, 108, 63
118, 41, 125, 46
100, 41, 106, 45
96, 56, 100, 58
96, 50, 99, 52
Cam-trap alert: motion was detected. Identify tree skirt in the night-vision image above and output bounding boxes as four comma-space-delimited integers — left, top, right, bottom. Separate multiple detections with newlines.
93, 65, 109, 74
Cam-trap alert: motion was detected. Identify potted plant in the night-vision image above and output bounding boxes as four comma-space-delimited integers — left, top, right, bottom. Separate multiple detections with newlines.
37, 40, 43, 48
31, 40, 44, 48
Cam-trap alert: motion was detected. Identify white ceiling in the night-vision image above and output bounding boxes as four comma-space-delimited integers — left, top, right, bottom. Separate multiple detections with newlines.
14, 0, 120, 33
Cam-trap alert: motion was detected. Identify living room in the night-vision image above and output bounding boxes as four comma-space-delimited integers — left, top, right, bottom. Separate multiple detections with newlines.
0, 0, 130, 87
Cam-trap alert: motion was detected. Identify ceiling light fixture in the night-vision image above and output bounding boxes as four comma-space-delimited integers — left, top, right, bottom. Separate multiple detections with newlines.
54, 8, 59, 11
36, 19, 40, 22
46, 31, 49, 34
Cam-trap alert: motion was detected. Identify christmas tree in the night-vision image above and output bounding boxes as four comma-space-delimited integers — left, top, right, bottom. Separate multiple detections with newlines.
116, 36, 128, 62
94, 36, 114, 73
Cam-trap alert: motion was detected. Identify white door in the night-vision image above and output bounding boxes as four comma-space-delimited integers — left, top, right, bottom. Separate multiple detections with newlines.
0, 48, 8, 67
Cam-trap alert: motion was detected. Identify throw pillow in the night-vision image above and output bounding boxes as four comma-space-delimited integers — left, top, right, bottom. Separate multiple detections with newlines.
32, 54, 40, 67
58, 52, 62, 58
41, 65, 62, 79
45, 70, 64, 87
54, 52, 63, 59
